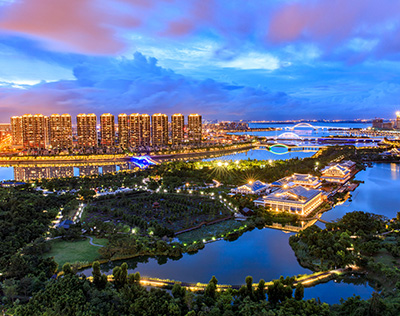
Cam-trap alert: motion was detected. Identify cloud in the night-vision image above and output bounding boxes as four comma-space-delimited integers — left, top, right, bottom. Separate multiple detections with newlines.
0, 52, 303, 120
1, 0, 400, 63
0, 0, 141, 54
268, 0, 400, 60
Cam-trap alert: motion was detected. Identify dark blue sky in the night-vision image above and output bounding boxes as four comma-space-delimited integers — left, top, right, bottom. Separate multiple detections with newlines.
0, 0, 400, 121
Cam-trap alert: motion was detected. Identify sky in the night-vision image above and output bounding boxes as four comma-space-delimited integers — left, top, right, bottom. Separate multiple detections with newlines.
1, 0, 400, 121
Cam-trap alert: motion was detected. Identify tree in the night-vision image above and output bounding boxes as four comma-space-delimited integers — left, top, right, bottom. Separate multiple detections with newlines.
267, 279, 292, 306
62, 262, 73, 275
294, 283, 304, 301
255, 279, 266, 301
92, 261, 107, 289
245, 275, 255, 300
2, 279, 18, 304
172, 283, 186, 299
205, 275, 218, 300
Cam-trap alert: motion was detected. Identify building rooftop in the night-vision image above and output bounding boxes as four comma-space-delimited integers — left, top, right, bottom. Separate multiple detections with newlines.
272, 173, 320, 187
261, 186, 321, 204
236, 180, 269, 192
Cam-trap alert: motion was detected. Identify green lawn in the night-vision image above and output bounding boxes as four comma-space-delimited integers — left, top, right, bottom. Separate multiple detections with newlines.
177, 220, 244, 244
45, 237, 108, 269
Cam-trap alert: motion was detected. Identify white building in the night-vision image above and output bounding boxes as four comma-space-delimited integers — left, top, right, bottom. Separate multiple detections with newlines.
271, 173, 321, 189
321, 160, 355, 184
231, 180, 269, 195
254, 186, 324, 217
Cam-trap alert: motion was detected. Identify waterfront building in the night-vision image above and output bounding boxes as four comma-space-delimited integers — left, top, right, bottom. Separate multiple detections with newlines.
21, 114, 49, 148
10, 116, 23, 147
188, 113, 202, 143
272, 173, 321, 189
141, 114, 151, 146
253, 186, 324, 216
231, 180, 269, 195
151, 113, 168, 146
372, 118, 383, 129
382, 122, 394, 130
320, 160, 355, 184
118, 113, 129, 148
129, 113, 151, 147
396, 111, 400, 129
100, 113, 115, 147
77, 114, 97, 147
171, 113, 184, 145
49, 114, 73, 149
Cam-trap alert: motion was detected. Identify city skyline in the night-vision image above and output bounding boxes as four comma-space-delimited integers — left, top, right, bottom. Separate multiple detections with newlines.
10, 111, 203, 149
1, 1, 400, 120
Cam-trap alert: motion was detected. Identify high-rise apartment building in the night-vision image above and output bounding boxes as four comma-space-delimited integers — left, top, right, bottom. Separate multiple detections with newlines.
49, 114, 72, 148
188, 114, 202, 144
151, 113, 168, 147
396, 111, 400, 129
10, 116, 23, 147
171, 113, 184, 145
118, 113, 129, 148
141, 114, 151, 147
21, 114, 49, 148
77, 113, 97, 147
100, 113, 115, 147
129, 113, 151, 147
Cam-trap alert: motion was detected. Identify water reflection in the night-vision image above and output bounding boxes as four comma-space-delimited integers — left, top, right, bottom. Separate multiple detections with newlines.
391, 163, 399, 180
304, 276, 374, 304
10, 162, 139, 181
322, 163, 400, 222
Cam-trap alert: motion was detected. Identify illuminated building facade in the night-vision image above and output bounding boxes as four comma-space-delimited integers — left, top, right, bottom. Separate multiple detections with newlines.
118, 113, 129, 148
272, 173, 321, 189
171, 113, 184, 145
49, 114, 73, 149
11, 116, 23, 147
232, 180, 269, 195
129, 113, 151, 147
141, 114, 151, 146
396, 112, 400, 129
77, 114, 97, 147
188, 114, 202, 143
100, 113, 115, 147
151, 113, 168, 146
253, 186, 324, 217
21, 114, 49, 148
320, 160, 355, 184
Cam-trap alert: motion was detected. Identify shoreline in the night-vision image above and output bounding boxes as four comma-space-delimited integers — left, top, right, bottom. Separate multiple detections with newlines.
0, 144, 256, 166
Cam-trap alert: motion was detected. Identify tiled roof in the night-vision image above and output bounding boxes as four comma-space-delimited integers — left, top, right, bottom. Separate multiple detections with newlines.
263, 186, 321, 204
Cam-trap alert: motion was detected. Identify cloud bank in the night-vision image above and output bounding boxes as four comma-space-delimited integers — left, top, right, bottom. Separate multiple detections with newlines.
1, 0, 400, 61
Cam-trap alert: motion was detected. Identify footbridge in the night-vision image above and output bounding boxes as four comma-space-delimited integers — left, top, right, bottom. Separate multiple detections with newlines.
256, 142, 326, 154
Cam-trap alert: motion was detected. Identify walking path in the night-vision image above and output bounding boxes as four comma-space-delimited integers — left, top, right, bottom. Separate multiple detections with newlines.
83, 236, 104, 247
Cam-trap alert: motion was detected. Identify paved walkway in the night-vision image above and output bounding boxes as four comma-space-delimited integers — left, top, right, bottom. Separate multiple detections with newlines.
82, 236, 104, 247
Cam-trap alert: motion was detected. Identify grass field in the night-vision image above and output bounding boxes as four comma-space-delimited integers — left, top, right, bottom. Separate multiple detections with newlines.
177, 220, 243, 244
45, 237, 108, 269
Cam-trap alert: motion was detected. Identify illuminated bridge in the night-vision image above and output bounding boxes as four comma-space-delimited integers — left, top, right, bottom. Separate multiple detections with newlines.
284, 123, 350, 131
256, 142, 326, 154
128, 155, 158, 168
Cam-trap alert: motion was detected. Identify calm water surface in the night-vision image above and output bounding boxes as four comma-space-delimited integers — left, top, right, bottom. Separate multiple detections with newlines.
322, 163, 400, 222
204, 149, 316, 162
82, 228, 310, 284
80, 227, 375, 304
